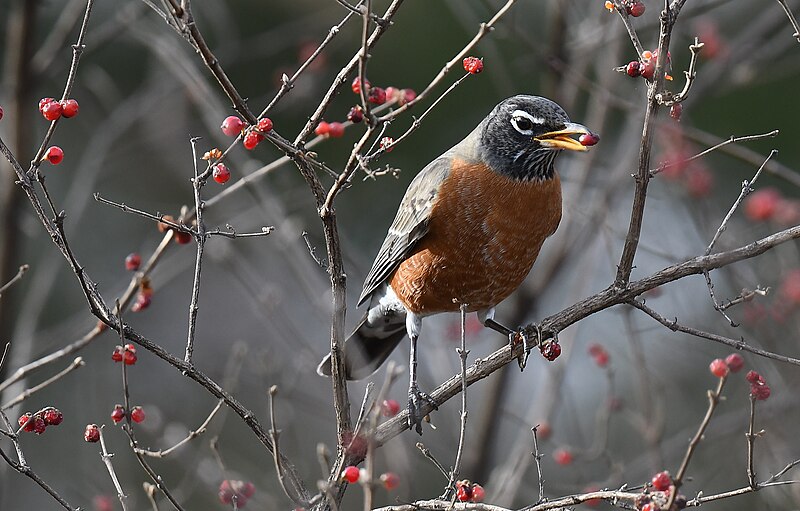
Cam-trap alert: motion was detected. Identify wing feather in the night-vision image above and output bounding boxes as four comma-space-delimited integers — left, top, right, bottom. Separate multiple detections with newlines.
357, 157, 452, 305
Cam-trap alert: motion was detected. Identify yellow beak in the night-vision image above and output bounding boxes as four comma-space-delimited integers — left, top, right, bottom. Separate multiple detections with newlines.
534, 122, 594, 151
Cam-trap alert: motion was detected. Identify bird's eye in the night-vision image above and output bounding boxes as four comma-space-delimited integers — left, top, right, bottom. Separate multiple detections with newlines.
510, 110, 544, 136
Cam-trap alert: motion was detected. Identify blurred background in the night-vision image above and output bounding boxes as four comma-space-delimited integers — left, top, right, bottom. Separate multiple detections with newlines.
1, 0, 799, 509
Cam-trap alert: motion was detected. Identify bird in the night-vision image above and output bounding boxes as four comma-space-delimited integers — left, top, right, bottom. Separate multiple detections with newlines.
318, 95, 596, 434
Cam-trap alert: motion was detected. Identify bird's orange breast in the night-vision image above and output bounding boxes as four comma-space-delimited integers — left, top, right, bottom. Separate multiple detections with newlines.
389, 158, 562, 314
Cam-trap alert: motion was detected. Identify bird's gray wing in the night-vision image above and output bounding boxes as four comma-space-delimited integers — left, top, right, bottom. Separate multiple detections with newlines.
357, 156, 452, 306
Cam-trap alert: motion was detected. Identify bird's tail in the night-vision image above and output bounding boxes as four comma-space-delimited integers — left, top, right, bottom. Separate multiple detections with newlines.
317, 309, 407, 380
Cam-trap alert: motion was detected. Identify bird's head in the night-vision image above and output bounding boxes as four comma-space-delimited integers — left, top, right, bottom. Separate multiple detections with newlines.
479, 95, 597, 181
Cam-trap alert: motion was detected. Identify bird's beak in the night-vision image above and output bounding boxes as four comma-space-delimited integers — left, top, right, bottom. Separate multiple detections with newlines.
534, 122, 595, 152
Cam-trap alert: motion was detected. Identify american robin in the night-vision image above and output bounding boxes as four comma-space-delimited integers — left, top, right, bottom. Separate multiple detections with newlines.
318, 95, 596, 433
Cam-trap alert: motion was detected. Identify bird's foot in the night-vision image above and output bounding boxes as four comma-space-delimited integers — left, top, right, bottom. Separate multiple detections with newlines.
408, 384, 438, 435
509, 324, 543, 371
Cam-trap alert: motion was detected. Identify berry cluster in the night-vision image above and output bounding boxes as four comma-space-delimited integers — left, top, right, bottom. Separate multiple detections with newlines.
39, 97, 79, 121
455, 480, 485, 502
110, 404, 146, 424
709, 353, 745, 378
112, 343, 138, 364
462, 56, 484, 74
540, 340, 562, 361
743, 187, 800, 225
218, 480, 256, 508
340, 465, 401, 490
18, 407, 64, 435
605, 0, 646, 16
747, 370, 771, 400
158, 215, 192, 245
220, 115, 273, 151
588, 343, 610, 367
623, 49, 670, 82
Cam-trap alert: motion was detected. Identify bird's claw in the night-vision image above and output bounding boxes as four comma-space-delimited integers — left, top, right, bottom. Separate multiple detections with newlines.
408, 385, 437, 435
509, 325, 540, 371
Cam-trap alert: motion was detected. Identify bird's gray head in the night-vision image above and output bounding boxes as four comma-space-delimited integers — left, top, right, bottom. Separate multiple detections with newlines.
478, 95, 595, 181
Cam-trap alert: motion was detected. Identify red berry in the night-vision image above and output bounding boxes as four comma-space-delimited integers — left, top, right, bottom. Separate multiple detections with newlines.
725, 353, 744, 373
745, 370, 763, 385
380, 472, 400, 490
43, 408, 63, 426
256, 117, 273, 133
589, 344, 609, 367
351, 77, 371, 95
641, 503, 658, 511
328, 122, 345, 138
553, 448, 573, 465
218, 480, 234, 504
684, 167, 714, 198
32, 416, 47, 434
471, 483, 485, 502
124, 343, 136, 353
123, 349, 138, 365
111, 405, 126, 423
709, 358, 729, 378
130, 406, 145, 423
640, 59, 656, 80
463, 56, 484, 74
84, 424, 101, 442
41, 100, 62, 121
241, 482, 256, 499
744, 188, 781, 221
651, 471, 672, 491
112, 347, 123, 362
669, 103, 683, 121
39, 98, 56, 113
381, 399, 401, 417
368, 86, 387, 105
342, 465, 360, 483
629, 1, 645, 16
399, 88, 417, 105
315, 121, 330, 136
213, 163, 231, 184
0, 106, 3, 120
455, 481, 472, 502
536, 422, 552, 440
174, 230, 192, 244
242, 131, 264, 150
626, 61, 642, 77
220, 116, 244, 137
347, 106, 364, 124
18, 413, 32, 430
579, 132, 600, 146
385, 86, 401, 102
750, 383, 771, 400
125, 252, 141, 271
541, 341, 561, 361
380, 136, 394, 152
781, 269, 800, 304
45, 146, 64, 165
60, 99, 79, 118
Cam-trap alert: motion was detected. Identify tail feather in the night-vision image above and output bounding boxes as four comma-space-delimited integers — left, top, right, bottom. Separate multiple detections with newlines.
317, 311, 407, 380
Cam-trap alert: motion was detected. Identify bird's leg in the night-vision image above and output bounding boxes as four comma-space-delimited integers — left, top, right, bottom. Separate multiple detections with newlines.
407, 333, 437, 435
481, 312, 534, 371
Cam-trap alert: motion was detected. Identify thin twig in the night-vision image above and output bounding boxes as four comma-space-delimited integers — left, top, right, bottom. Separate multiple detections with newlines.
628, 299, 800, 366
416, 442, 451, 479
185, 136, 204, 364
98, 427, 129, 511
774, 0, 800, 42
445, 304, 470, 497
135, 399, 224, 457
531, 426, 546, 503
745, 395, 760, 489
651, 130, 779, 177
658, 38, 704, 105
0, 264, 29, 299
1, 357, 84, 409
268, 385, 308, 507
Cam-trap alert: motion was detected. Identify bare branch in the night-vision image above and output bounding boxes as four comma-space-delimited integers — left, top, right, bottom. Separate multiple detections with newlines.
0, 264, 29, 299
1, 357, 84, 410
774, 0, 800, 42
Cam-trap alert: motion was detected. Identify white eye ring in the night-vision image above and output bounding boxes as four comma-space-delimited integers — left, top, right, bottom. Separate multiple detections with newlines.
510, 110, 545, 135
